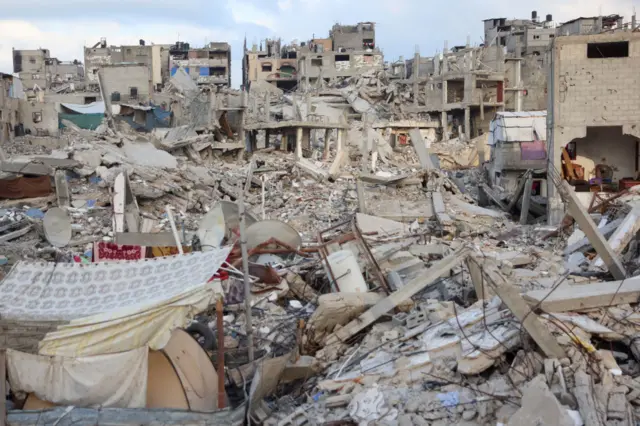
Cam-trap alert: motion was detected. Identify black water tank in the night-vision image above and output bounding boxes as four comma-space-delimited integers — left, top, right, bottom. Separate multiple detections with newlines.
139, 39, 145, 46
546, 14, 553, 22
532, 11, 538, 21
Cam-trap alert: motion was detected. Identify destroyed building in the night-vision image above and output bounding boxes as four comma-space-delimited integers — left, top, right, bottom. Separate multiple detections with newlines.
12, 49, 85, 94
99, 64, 153, 105
547, 30, 640, 224
169, 41, 232, 87
84, 39, 169, 92
243, 38, 300, 91
0, 73, 22, 143
298, 22, 384, 91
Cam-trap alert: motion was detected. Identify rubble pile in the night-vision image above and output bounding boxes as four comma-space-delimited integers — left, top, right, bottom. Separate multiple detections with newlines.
4, 78, 640, 426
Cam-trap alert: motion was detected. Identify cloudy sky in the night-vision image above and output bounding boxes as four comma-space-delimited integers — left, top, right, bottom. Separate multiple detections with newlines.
0, 0, 635, 87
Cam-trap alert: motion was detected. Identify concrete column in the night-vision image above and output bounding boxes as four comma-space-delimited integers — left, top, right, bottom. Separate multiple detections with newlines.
337, 128, 344, 152
441, 111, 448, 141
280, 133, 287, 151
302, 128, 311, 152
295, 127, 303, 160
323, 128, 331, 160
520, 175, 533, 225
515, 59, 522, 112
238, 108, 246, 156
361, 114, 369, 171
264, 92, 271, 122
464, 107, 471, 141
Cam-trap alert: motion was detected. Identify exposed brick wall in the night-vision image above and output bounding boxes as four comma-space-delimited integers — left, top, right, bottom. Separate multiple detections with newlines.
555, 33, 640, 127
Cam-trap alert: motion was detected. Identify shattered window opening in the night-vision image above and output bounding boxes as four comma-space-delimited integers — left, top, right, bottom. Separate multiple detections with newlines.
32, 112, 42, 123
587, 41, 629, 58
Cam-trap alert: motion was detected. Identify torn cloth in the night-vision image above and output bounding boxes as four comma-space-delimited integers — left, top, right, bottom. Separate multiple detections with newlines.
7, 347, 148, 408
39, 285, 215, 357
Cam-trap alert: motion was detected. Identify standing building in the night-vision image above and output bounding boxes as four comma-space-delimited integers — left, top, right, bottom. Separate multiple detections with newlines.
547, 30, 640, 224
0, 73, 22, 143
84, 39, 169, 92
297, 22, 384, 91
169, 42, 231, 87
243, 39, 300, 91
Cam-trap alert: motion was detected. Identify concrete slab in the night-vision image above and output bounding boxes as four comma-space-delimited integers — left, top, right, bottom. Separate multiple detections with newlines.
121, 141, 178, 169
507, 375, 574, 426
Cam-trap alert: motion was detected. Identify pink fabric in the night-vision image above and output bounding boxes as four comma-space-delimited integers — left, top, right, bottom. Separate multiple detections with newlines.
520, 140, 547, 161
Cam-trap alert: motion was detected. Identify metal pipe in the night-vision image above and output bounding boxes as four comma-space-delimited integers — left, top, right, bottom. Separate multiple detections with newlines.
165, 205, 184, 254
216, 297, 226, 409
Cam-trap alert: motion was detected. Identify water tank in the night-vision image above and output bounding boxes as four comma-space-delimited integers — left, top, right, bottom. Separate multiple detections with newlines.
139, 39, 145, 46
532, 11, 538, 22
546, 14, 553, 22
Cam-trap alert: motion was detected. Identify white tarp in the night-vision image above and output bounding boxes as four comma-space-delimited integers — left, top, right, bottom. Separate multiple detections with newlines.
60, 101, 106, 115
0, 248, 231, 321
488, 111, 547, 146
7, 347, 148, 408
39, 285, 215, 357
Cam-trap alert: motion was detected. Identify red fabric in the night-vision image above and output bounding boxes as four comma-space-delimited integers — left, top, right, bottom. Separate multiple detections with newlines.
94, 242, 145, 262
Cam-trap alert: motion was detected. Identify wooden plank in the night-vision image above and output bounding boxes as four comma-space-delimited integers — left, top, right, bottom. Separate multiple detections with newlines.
523, 276, 640, 312
480, 260, 566, 359
562, 147, 576, 180
115, 232, 177, 246
326, 247, 470, 345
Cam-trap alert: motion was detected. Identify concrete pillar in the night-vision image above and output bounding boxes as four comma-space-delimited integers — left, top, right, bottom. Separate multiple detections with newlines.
264, 92, 271, 122
238, 108, 246, 156
302, 128, 311, 152
295, 127, 303, 160
515, 59, 522, 112
520, 175, 533, 225
323, 128, 331, 160
361, 114, 369, 171
441, 111, 448, 141
464, 107, 471, 141
280, 133, 287, 151
337, 128, 344, 152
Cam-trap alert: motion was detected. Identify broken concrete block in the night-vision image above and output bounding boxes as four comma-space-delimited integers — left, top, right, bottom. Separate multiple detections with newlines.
507, 375, 574, 426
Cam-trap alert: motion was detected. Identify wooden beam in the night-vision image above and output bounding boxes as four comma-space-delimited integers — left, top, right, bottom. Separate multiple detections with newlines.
479, 260, 566, 359
523, 276, 640, 312
561, 148, 576, 181
326, 247, 470, 345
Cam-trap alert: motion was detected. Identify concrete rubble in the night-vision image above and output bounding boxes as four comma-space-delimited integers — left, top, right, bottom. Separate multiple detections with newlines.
3, 17, 640, 426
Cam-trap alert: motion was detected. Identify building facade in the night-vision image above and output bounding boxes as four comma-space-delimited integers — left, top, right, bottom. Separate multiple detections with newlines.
169, 42, 231, 87
547, 31, 640, 223
0, 73, 21, 143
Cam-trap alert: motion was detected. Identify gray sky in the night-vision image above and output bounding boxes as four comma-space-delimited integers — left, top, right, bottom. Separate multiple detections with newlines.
0, 0, 635, 87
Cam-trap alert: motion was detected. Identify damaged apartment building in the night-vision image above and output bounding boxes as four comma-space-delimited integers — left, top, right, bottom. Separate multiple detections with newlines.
12, 48, 85, 95
0, 73, 23, 143
242, 22, 383, 92
169, 42, 231, 87
297, 22, 383, 91
243, 38, 301, 91
547, 29, 640, 224
84, 39, 169, 92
